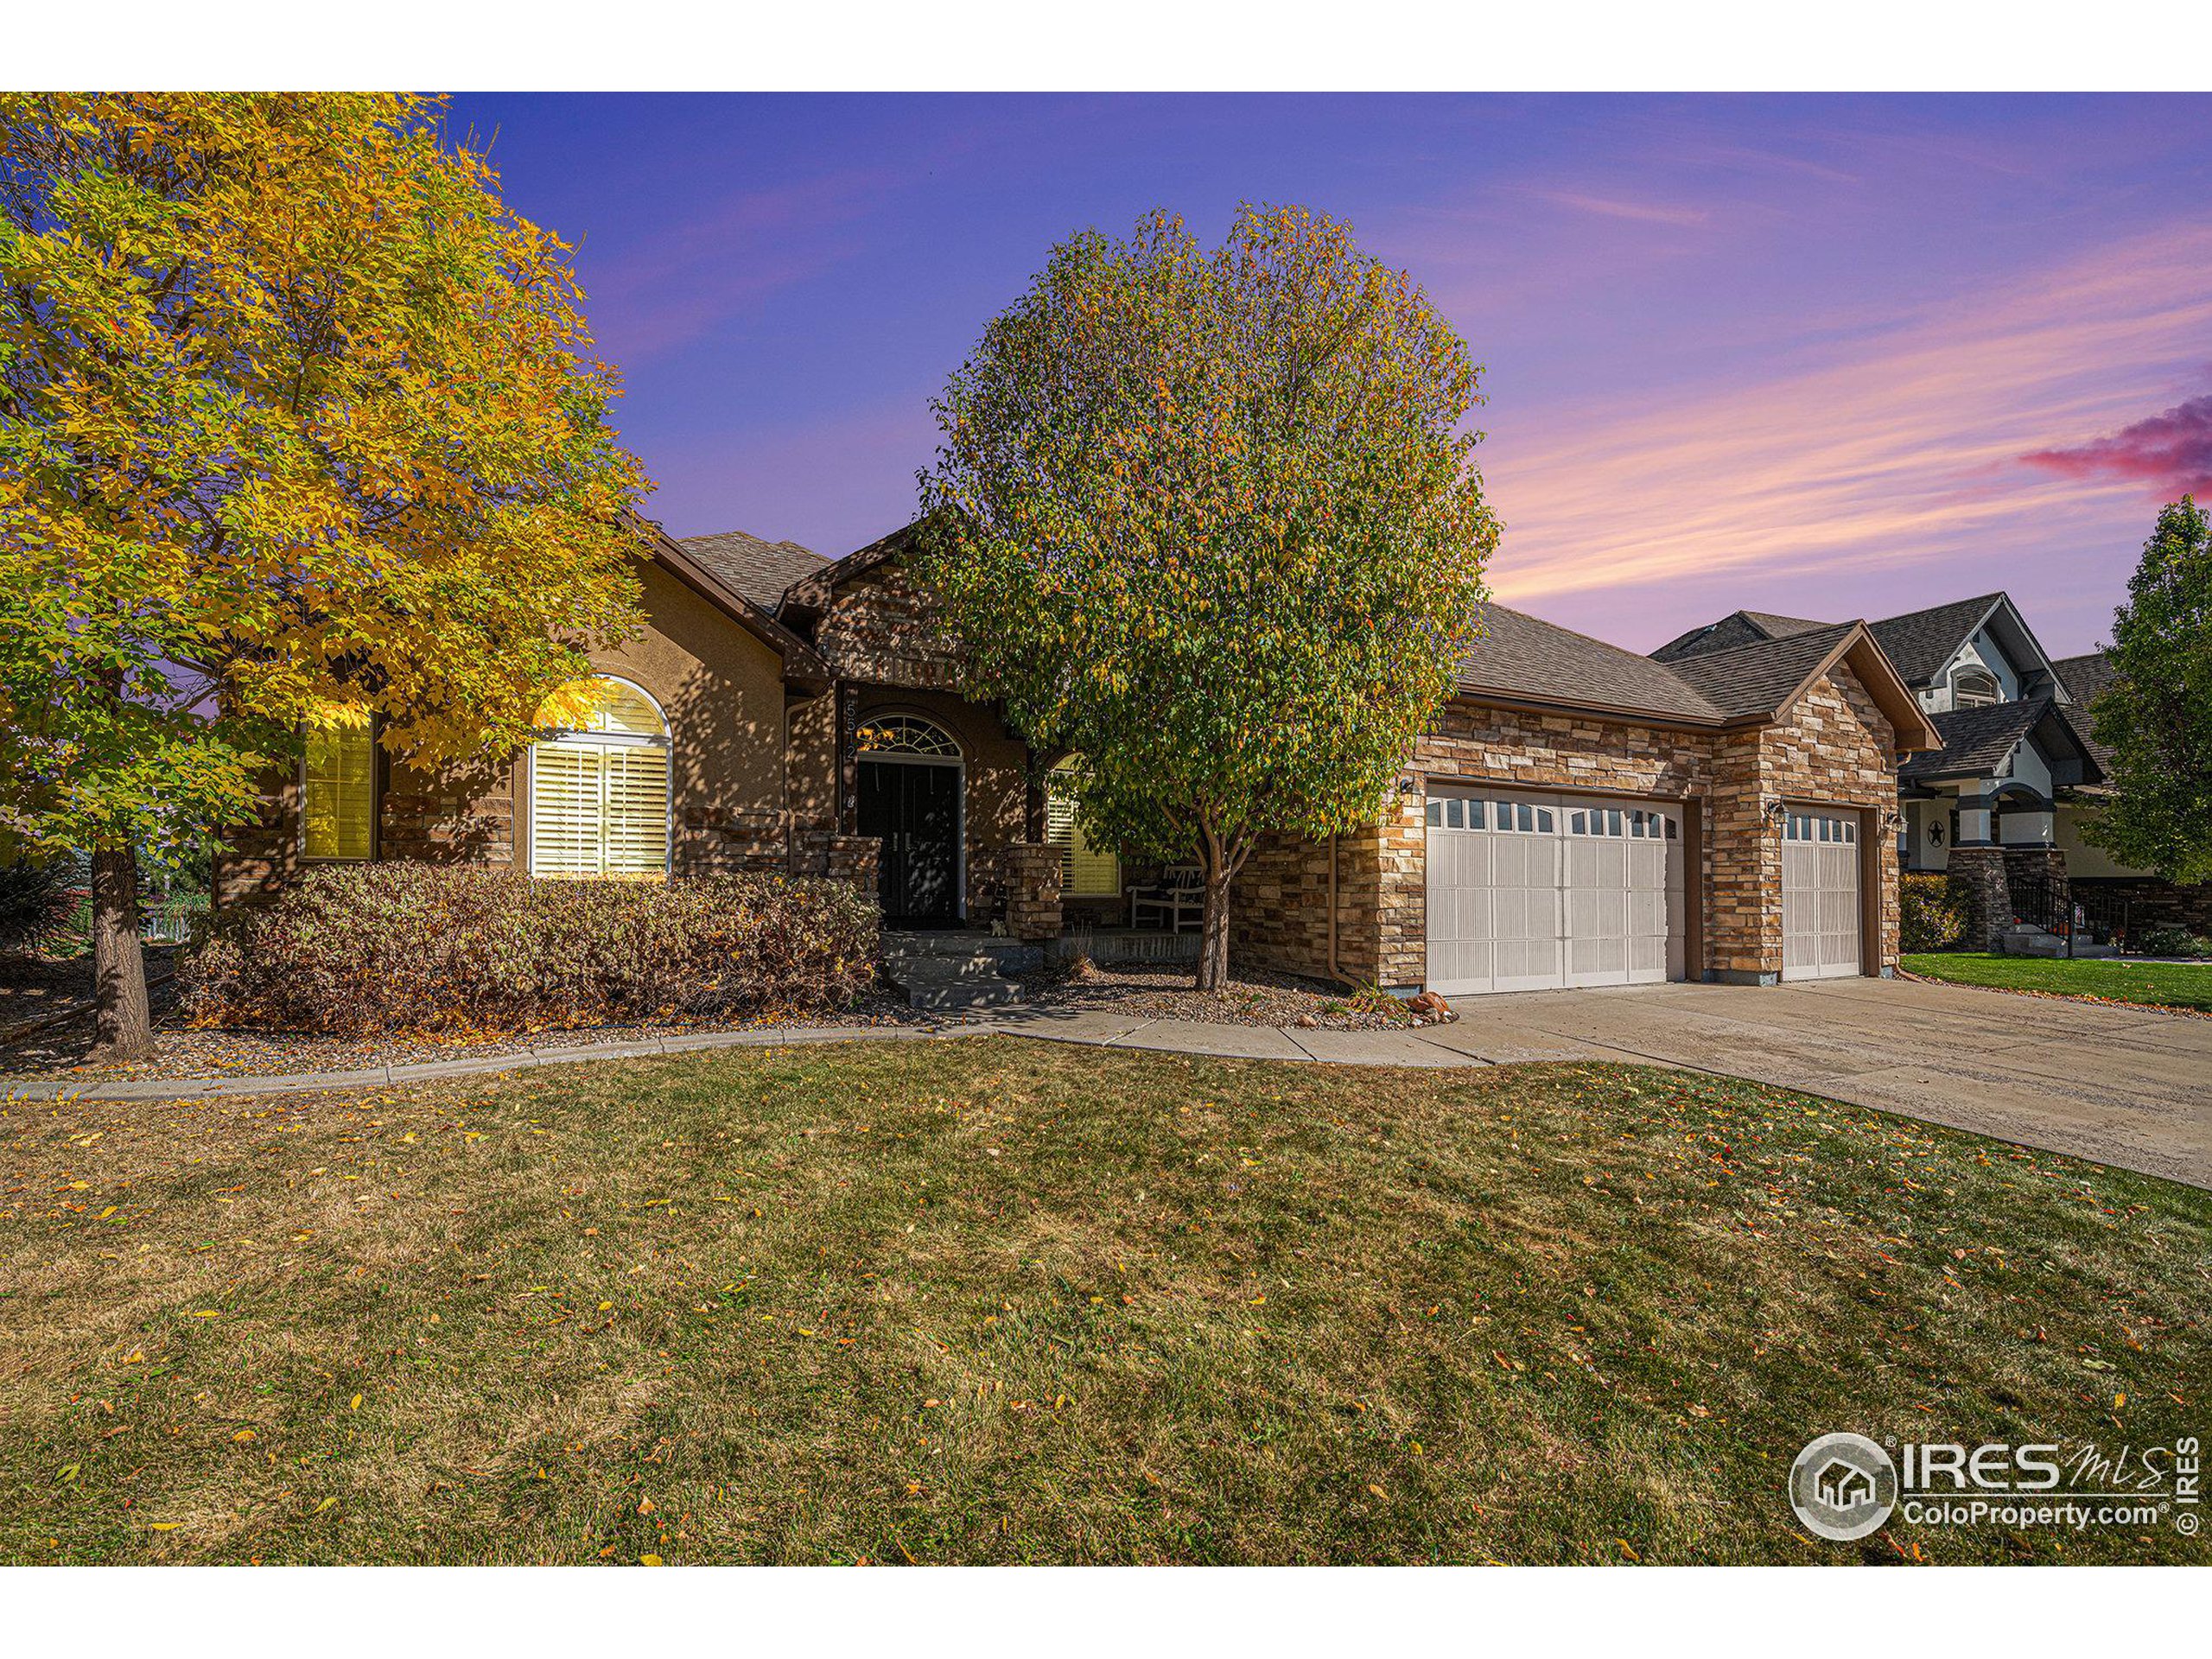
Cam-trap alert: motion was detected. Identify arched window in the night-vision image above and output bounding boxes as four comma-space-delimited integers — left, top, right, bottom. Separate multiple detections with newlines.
1046, 760, 1122, 897
530, 677, 671, 880
1950, 666, 2000, 709
856, 714, 961, 759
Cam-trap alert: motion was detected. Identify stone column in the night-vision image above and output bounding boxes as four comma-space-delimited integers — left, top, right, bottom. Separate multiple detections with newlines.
1946, 843, 2011, 951
1002, 842, 1063, 943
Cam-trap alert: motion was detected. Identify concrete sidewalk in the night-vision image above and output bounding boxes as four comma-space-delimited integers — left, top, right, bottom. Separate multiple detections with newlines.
8, 978, 2206, 1190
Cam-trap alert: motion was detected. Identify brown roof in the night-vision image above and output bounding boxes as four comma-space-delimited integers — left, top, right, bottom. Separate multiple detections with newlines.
625, 517, 832, 688
1900, 696, 2097, 787
1661, 622, 1860, 722
1650, 608, 1830, 663
2052, 651, 2120, 773
1462, 605, 1937, 748
678, 529, 830, 609
1457, 605, 1728, 723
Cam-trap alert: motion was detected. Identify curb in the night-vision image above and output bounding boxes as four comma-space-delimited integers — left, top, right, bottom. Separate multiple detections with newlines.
0, 1019, 1494, 1103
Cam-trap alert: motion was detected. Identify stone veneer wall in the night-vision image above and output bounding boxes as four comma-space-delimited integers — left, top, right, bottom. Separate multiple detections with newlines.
815, 565, 966, 690
1751, 664, 1902, 976
1370, 702, 1725, 989
1230, 830, 1383, 984
1235, 660, 1904, 992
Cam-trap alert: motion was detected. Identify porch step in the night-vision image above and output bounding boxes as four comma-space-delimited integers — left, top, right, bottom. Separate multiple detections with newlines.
883, 931, 1045, 974
881, 932, 1032, 1011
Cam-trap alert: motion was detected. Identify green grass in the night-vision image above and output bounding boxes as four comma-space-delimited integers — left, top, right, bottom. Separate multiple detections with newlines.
4, 1040, 2208, 1565
1904, 951, 2212, 1013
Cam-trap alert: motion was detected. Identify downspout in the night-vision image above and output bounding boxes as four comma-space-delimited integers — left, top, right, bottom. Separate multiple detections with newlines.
1326, 832, 1354, 989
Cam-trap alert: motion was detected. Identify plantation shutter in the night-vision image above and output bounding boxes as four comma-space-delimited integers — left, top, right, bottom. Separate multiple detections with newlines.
531, 743, 602, 877
600, 744, 671, 878
1046, 774, 1119, 897
530, 676, 671, 881
303, 718, 374, 860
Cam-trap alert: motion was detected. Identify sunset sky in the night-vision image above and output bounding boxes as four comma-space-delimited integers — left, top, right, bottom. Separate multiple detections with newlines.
448, 92, 2212, 658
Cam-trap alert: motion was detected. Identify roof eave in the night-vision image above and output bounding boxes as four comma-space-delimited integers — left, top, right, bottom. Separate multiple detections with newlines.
632, 516, 835, 690
1452, 685, 1729, 731
1770, 625, 1942, 753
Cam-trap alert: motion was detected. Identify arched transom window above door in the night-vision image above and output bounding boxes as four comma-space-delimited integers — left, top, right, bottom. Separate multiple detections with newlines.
530, 676, 671, 880
856, 715, 960, 759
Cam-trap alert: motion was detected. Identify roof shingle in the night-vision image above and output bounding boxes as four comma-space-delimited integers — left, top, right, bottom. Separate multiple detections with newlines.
1864, 594, 2005, 686
1650, 608, 1828, 663
1657, 622, 1859, 722
678, 529, 830, 609
1457, 606, 1727, 722
1898, 697, 2055, 784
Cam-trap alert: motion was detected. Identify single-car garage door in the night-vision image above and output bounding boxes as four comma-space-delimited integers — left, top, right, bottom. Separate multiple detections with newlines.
1781, 808, 1862, 981
1424, 788, 1686, 995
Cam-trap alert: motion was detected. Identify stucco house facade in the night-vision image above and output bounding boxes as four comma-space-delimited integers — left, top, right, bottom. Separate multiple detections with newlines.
215, 517, 1944, 995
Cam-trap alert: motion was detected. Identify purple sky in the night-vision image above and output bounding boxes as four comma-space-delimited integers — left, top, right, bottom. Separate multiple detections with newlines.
448, 92, 2212, 658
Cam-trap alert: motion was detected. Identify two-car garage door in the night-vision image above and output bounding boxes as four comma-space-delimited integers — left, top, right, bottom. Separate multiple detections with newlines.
1424, 788, 1686, 995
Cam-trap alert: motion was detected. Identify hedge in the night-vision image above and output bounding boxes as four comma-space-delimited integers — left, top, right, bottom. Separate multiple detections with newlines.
180, 865, 880, 1035
1900, 871, 1967, 953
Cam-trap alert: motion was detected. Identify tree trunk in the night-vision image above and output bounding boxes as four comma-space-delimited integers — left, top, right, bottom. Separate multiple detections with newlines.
88, 845, 155, 1063
1193, 831, 1237, 992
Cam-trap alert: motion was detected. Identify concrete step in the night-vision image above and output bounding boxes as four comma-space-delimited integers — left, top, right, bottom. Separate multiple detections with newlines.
883, 931, 1045, 974
881, 948, 1028, 1011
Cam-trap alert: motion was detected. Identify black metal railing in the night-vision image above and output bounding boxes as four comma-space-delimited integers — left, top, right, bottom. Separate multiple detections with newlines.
2006, 868, 2133, 957
2069, 885, 2134, 957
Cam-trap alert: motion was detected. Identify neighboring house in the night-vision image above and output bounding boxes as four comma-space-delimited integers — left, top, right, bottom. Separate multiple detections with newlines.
217, 518, 1944, 995
1656, 593, 2202, 944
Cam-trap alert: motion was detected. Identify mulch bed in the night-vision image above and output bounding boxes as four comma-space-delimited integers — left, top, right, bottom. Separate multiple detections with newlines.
0, 950, 921, 1084
1018, 960, 1436, 1029
1, 950, 1442, 1085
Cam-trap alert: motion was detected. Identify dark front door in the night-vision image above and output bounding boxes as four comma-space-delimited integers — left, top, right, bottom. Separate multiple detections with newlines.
858, 759, 961, 925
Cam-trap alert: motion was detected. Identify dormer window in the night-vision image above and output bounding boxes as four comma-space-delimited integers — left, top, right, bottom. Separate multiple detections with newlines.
1951, 667, 2000, 709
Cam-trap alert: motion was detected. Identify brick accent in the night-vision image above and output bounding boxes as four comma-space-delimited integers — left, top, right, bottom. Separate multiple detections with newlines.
815, 565, 965, 690
2069, 875, 2212, 937
1001, 842, 1063, 942
381, 754, 517, 868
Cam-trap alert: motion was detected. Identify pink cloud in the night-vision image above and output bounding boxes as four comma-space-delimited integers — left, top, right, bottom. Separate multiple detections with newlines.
1481, 220, 2212, 636
2021, 393, 2212, 498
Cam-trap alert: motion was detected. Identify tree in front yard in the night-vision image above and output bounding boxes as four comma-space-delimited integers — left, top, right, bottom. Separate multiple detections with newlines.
0, 94, 646, 1058
2081, 497, 2212, 884
918, 207, 1497, 988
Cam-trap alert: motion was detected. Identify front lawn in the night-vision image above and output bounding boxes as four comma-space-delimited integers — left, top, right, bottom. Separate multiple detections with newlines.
4, 1040, 2206, 1565
1904, 951, 2212, 1014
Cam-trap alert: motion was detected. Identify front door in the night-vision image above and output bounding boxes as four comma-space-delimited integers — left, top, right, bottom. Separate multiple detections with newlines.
859, 759, 961, 925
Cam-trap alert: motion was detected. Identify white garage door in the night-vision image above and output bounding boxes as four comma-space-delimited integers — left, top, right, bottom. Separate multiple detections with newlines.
1781, 809, 1862, 981
1424, 788, 1686, 995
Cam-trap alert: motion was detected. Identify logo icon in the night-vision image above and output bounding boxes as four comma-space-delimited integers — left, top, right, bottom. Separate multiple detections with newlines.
1789, 1433, 1897, 1541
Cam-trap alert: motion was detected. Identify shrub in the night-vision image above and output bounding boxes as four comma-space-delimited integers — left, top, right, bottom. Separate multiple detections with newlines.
1901, 871, 1967, 952
0, 860, 76, 955
179, 864, 880, 1035
2133, 924, 2212, 960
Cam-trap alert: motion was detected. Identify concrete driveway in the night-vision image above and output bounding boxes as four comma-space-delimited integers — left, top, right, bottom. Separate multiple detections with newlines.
1414, 976, 2212, 1192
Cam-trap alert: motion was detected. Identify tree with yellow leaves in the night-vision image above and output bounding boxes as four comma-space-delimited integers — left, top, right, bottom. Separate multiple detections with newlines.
919, 207, 1497, 990
0, 93, 647, 1058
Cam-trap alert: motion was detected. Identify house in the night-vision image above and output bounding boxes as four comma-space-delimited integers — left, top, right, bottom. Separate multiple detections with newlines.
215, 516, 1947, 995
1656, 593, 2204, 946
